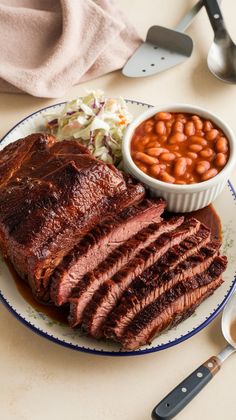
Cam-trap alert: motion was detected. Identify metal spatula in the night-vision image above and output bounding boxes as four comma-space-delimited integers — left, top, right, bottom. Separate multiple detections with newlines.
122, 0, 203, 78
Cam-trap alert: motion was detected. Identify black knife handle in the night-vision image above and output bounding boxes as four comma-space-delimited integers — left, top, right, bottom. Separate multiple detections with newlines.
203, 0, 226, 34
151, 356, 221, 420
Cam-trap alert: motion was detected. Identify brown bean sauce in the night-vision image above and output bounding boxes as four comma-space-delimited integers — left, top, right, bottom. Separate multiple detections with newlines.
6, 205, 221, 323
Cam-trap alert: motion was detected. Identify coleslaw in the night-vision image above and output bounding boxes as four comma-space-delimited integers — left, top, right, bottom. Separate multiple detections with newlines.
44, 90, 133, 166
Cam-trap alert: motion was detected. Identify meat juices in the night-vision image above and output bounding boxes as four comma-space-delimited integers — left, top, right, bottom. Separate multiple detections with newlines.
0, 134, 228, 350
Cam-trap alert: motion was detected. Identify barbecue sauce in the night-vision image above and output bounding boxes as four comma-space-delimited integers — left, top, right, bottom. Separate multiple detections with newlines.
184, 204, 222, 241
7, 204, 221, 323
6, 262, 68, 324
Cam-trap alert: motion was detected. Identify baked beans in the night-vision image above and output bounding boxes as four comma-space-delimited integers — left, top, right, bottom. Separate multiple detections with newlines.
131, 112, 230, 184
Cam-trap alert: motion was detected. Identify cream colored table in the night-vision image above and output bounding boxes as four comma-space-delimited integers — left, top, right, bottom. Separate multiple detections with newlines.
0, 1, 236, 419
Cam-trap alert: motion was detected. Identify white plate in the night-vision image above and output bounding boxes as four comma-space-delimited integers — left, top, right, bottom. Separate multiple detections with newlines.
0, 100, 236, 356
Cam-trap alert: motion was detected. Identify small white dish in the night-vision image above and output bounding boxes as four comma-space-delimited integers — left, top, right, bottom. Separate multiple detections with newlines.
123, 104, 236, 212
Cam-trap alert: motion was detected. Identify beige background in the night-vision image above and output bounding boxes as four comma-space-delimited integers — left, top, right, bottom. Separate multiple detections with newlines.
0, 1, 236, 419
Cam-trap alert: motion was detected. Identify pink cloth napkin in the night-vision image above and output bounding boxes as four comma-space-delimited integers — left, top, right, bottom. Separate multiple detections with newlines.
0, 0, 141, 98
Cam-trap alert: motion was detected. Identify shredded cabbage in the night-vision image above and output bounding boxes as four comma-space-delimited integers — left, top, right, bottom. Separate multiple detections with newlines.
44, 90, 133, 166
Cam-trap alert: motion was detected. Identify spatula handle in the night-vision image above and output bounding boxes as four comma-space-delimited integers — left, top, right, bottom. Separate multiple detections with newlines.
174, 0, 203, 32
203, 0, 226, 34
152, 356, 221, 420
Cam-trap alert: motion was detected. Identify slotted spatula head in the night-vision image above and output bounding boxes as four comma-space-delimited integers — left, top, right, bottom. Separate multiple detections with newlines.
122, 26, 193, 78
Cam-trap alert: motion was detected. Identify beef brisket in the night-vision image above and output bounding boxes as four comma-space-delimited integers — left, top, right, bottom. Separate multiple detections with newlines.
120, 256, 227, 350
51, 198, 166, 305
82, 218, 201, 338
0, 134, 228, 351
68, 216, 183, 327
0, 134, 145, 300
104, 240, 219, 339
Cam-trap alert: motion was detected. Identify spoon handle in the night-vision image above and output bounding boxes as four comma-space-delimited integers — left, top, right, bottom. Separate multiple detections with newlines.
203, 0, 226, 34
152, 356, 221, 420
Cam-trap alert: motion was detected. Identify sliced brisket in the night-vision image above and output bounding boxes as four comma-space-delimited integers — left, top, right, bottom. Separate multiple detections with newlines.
51, 198, 166, 305
104, 240, 219, 339
120, 256, 227, 350
142, 223, 211, 278
68, 216, 183, 327
82, 218, 201, 338
0, 134, 228, 351
0, 134, 145, 301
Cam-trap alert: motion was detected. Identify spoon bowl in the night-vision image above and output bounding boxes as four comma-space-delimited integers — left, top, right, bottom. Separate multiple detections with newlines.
208, 35, 236, 84
222, 290, 236, 348
204, 0, 236, 84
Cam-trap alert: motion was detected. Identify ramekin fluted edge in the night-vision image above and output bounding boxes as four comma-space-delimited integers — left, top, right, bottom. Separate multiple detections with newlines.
122, 104, 236, 212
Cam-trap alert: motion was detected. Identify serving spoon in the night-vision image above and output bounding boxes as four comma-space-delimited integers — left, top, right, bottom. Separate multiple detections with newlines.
152, 291, 236, 419
204, 0, 236, 83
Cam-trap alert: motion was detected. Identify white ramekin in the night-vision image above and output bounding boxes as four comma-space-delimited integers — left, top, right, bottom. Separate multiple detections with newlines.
123, 104, 236, 212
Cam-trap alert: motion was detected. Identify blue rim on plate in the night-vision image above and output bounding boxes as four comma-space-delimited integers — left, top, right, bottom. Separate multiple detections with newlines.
0, 101, 236, 357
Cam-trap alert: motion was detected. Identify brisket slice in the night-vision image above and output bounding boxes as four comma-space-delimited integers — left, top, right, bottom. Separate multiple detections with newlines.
0, 134, 145, 301
82, 218, 200, 338
123, 278, 222, 350
68, 216, 184, 327
104, 240, 219, 339
51, 198, 166, 305
120, 256, 227, 350
139, 223, 211, 281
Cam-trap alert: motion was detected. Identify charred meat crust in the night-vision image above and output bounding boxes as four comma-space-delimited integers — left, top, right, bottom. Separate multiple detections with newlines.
0, 134, 145, 300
